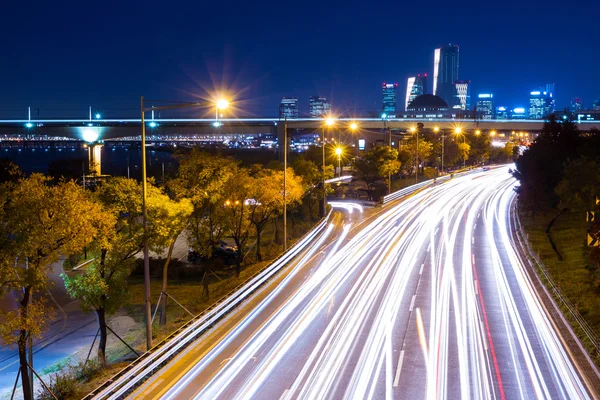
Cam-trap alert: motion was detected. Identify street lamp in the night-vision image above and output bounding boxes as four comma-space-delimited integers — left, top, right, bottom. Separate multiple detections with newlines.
489, 130, 497, 164
215, 99, 229, 121
140, 96, 228, 350
454, 127, 466, 169
335, 147, 342, 177
433, 126, 443, 176
410, 126, 418, 184
475, 129, 481, 135
322, 117, 335, 217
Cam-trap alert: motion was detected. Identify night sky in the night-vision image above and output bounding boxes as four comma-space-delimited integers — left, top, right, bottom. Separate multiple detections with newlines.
2, 0, 599, 119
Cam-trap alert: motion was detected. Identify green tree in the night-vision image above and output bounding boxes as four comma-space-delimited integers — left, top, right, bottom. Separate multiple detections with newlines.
248, 167, 304, 260
170, 151, 238, 257
222, 168, 255, 276
468, 134, 490, 165
63, 177, 151, 366
555, 158, 600, 211
456, 142, 471, 167
352, 146, 401, 195
292, 156, 333, 221
0, 175, 105, 400
0, 159, 23, 184
147, 193, 193, 325
401, 137, 433, 175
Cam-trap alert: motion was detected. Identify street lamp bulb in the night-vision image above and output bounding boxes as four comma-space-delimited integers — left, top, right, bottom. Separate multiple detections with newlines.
410, 127, 416, 133
216, 99, 229, 110
325, 118, 335, 127
335, 147, 342, 155
433, 126, 440, 132
475, 130, 481, 135
381, 113, 387, 119
95, 113, 101, 119
350, 122, 358, 130
454, 127, 462, 134
490, 130, 496, 136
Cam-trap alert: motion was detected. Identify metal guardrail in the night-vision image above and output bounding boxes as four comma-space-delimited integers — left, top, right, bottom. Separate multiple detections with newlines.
512, 204, 600, 356
85, 211, 333, 400
381, 168, 481, 204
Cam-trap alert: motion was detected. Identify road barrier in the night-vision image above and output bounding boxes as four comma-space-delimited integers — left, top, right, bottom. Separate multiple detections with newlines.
85, 211, 333, 400
381, 168, 480, 205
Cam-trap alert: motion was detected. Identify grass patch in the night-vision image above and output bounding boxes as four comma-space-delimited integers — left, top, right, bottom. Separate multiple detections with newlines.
520, 207, 600, 361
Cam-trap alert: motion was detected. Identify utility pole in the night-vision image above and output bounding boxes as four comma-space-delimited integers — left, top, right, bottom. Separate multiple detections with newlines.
322, 126, 326, 217
283, 118, 287, 251
140, 96, 152, 351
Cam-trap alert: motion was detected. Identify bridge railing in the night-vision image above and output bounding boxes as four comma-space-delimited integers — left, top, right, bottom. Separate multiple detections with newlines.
85, 210, 333, 400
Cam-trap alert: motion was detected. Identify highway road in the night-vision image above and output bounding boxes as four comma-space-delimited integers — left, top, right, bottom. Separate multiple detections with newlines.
128, 166, 592, 400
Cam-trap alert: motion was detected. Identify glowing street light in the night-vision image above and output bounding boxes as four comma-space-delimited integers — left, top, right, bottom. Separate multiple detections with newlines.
433, 126, 443, 175
95, 113, 102, 119
454, 127, 466, 169
475, 129, 481, 135
490, 130, 496, 137
410, 126, 419, 184
349, 122, 358, 131
215, 99, 229, 121
335, 147, 343, 177
321, 117, 335, 216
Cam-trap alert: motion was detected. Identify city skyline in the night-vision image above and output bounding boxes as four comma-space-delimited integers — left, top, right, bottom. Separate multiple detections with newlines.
0, 0, 598, 118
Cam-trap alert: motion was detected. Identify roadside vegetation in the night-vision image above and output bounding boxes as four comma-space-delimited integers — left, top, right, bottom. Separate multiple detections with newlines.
0, 148, 331, 400
513, 115, 600, 362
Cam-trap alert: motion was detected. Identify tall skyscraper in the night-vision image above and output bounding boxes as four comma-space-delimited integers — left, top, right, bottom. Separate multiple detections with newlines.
309, 96, 331, 118
453, 80, 471, 110
279, 97, 298, 119
496, 106, 508, 119
476, 93, 495, 119
382, 83, 398, 115
433, 44, 459, 106
569, 97, 583, 113
529, 84, 555, 119
529, 91, 545, 119
405, 74, 427, 110
545, 83, 555, 116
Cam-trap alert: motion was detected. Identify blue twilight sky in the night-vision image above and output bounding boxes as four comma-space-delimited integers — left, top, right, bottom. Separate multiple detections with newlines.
1, 0, 599, 119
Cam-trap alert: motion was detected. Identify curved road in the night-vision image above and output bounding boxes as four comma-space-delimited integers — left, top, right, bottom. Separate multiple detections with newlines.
130, 166, 593, 400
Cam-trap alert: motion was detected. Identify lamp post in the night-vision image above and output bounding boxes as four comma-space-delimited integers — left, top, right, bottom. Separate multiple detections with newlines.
455, 127, 465, 169
335, 147, 342, 177
489, 130, 496, 164
382, 114, 393, 193
283, 118, 287, 251
322, 117, 335, 217
410, 126, 418, 184
140, 96, 228, 350
433, 126, 441, 176
349, 122, 358, 156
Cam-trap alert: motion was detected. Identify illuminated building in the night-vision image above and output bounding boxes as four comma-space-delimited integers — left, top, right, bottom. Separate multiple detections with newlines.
510, 107, 527, 119
309, 96, 331, 118
476, 93, 495, 119
405, 74, 427, 111
382, 83, 398, 116
452, 80, 471, 110
433, 44, 459, 106
569, 97, 583, 113
529, 84, 555, 119
279, 97, 298, 119
496, 106, 508, 119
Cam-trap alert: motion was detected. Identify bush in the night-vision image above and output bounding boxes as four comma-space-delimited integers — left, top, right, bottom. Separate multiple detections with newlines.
37, 360, 103, 400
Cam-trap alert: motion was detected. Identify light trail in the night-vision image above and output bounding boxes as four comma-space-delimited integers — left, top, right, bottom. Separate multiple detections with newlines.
137, 166, 593, 400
